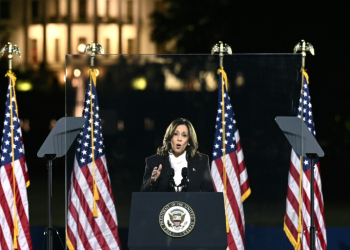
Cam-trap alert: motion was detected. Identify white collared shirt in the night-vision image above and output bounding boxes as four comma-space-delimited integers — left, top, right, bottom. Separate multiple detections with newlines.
169, 151, 188, 192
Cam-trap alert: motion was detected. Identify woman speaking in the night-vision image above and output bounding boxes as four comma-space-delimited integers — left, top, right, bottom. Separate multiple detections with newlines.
141, 118, 214, 192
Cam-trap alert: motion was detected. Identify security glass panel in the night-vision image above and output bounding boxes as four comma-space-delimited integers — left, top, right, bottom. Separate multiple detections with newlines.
64, 53, 303, 249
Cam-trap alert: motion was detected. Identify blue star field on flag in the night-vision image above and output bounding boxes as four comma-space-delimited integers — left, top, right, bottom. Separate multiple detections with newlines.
75, 80, 105, 167
297, 74, 318, 171
212, 73, 238, 160
1, 83, 24, 165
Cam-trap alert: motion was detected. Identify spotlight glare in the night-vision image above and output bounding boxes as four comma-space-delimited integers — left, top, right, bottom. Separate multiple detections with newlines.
78, 44, 86, 53
74, 69, 81, 77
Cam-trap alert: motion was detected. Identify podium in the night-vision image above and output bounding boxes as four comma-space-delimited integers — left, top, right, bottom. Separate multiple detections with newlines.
128, 192, 228, 250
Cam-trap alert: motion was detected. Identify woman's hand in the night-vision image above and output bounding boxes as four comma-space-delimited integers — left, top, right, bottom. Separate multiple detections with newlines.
151, 164, 162, 183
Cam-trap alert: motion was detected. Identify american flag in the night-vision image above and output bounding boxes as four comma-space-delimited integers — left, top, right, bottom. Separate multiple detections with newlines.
210, 68, 250, 250
284, 70, 327, 250
66, 70, 122, 250
0, 71, 32, 249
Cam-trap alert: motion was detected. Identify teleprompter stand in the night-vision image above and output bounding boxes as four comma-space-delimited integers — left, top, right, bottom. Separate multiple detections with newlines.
37, 117, 85, 250
275, 116, 324, 250
128, 192, 228, 250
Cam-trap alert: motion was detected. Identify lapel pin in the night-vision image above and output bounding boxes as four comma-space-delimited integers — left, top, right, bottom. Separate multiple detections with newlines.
193, 168, 196, 171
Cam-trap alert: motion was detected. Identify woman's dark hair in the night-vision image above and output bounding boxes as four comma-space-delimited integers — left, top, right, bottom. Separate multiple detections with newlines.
157, 118, 200, 160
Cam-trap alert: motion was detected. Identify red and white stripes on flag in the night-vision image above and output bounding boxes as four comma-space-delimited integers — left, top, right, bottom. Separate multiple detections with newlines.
67, 69, 122, 250
67, 156, 122, 249
0, 71, 32, 249
284, 70, 327, 250
211, 68, 250, 250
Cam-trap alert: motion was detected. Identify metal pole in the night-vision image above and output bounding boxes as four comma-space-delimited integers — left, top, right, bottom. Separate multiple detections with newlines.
43, 154, 55, 250
294, 40, 316, 250
8, 44, 12, 71
310, 157, 315, 250
47, 157, 53, 250
211, 41, 232, 234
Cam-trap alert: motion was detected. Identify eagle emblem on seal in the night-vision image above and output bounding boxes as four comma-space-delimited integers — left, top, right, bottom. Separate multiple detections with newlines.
167, 209, 187, 230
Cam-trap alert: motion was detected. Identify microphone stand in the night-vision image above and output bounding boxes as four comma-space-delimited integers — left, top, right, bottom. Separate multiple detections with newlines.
180, 169, 189, 192
167, 169, 176, 192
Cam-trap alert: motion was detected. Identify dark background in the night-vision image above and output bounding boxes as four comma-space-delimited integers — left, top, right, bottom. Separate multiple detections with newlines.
0, 1, 349, 249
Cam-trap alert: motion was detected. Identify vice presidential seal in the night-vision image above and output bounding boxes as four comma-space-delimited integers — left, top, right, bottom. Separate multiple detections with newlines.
159, 201, 195, 237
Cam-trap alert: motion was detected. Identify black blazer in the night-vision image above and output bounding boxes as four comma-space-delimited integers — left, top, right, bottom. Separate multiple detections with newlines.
140, 153, 215, 192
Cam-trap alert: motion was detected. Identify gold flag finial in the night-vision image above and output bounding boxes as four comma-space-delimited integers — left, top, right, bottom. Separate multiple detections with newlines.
293, 39, 315, 55
1, 42, 21, 70
211, 41, 232, 55
211, 41, 232, 68
84, 42, 104, 68
293, 40, 315, 69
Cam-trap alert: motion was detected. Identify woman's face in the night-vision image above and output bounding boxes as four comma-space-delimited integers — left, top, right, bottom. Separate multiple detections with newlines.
170, 124, 189, 157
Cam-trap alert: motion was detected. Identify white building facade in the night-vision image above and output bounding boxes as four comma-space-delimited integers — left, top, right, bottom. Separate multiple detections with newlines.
0, 0, 162, 72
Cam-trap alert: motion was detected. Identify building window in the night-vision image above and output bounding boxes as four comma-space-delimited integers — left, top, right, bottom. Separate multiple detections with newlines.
55, 38, 60, 62
31, 0, 39, 19
127, 39, 134, 54
30, 39, 38, 64
78, 37, 86, 53
78, 0, 87, 20
127, 0, 133, 23
0, 0, 10, 19
105, 38, 110, 54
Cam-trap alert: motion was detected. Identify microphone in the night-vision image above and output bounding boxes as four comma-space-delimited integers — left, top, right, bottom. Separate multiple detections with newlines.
167, 168, 175, 192
180, 167, 189, 192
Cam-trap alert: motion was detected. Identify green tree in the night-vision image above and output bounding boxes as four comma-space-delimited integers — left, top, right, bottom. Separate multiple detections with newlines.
150, 0, 320, 54
151, 0, 236, 53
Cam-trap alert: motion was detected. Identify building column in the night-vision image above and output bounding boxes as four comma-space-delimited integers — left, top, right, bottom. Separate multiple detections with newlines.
23, 0, 28, 69
43, 0, 47, 68
67, 0, 71, 54
118, 0, 122, 53
136, 0, 141, 53
94, 0, 98, 43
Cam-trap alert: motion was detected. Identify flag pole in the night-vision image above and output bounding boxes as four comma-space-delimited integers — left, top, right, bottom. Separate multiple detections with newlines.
1, 42, 21, 249
84, 41, 104, 217
293, 40, 316, 250
211, 41, 232, 234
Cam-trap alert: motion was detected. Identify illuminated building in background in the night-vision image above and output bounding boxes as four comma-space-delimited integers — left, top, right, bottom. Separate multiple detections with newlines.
0, 0, 162, 72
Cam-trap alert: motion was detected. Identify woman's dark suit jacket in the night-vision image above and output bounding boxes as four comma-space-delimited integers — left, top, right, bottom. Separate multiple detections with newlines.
140, 153, 215, 192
